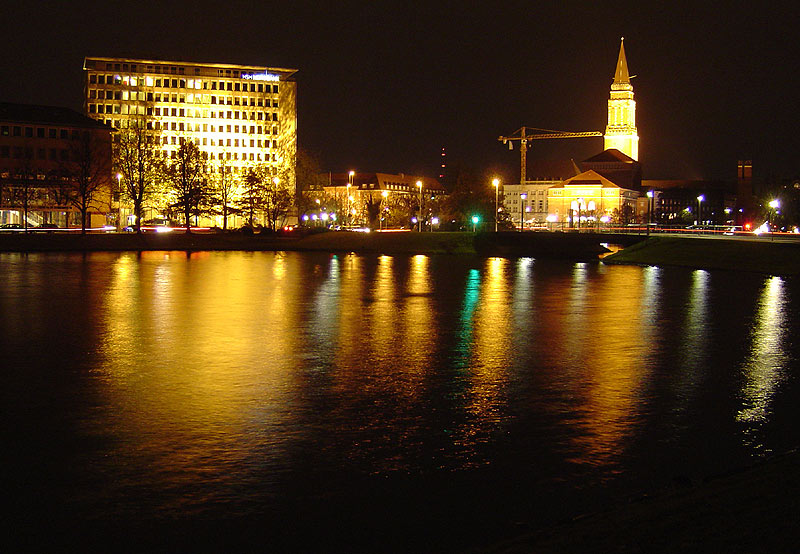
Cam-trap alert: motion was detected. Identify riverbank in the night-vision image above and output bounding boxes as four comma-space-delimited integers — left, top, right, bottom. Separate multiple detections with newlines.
0, 230, 608, 258
603, 236, 800, 276
485, 447, 800, 553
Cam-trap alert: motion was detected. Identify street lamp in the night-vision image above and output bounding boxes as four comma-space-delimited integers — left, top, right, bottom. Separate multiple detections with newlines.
646, 190, 654, 236
768, 199, 780, 237
347, 170, 355, 226
116, 173, 123, 231
472, 215, 480, 233
519, 192, 527, 231
380, 190, 388, 230
492, 178, 500, 232
697, 194, 705, 227
417, 180, 423, 231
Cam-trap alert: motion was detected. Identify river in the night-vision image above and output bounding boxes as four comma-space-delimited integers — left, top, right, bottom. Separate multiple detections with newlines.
3, 251, 798, 551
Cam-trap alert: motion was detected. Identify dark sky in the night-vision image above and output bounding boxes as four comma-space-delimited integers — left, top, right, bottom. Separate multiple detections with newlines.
4, 1, 798, 183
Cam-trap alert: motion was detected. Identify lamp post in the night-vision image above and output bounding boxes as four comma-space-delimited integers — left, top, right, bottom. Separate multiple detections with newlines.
520, 192, 527, 231
472, 215, 480, 233
116, 173, 122, 232
417, 180, 423, 231
347, 170, 354, 226
492, 178, 500, 232
769, 199, 780, 240
696, 194, 705, 228
380, 190, 388, 230
646, 190, 654, 236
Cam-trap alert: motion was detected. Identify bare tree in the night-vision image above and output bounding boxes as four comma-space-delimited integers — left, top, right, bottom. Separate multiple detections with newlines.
65, 130, 112, 234
166, 140, 208, 232
211, 156, 239, 231
114, 111, 164, 232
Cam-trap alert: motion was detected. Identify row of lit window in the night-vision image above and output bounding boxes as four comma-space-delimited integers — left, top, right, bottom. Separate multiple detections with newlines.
88, 73, 279, 94
88, 104, 278, 122
154, 149, 276, 163
1, 125, 88, 140
157, 135, 276, 149
96, 116, 279, 136
150, 107, 278, 122
95, 62, 277, 81
88, 89, 279, 110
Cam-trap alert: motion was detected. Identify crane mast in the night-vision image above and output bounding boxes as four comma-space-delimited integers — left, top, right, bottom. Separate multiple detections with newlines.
498, 126, 603, 185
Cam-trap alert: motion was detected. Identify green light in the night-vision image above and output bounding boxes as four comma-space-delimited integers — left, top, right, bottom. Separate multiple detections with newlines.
472, 216, 480, 224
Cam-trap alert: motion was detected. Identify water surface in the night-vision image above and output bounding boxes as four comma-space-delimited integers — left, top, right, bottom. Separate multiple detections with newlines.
3, 251, 798, 550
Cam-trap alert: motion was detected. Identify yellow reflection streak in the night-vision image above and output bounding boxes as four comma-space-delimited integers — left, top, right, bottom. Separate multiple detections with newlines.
397, 255, 435, 399
564, 265, 653, 468
458, 258, 512, 450
369, 255, 397, 367
737, 277, 788, 443
97, 252, 304, 488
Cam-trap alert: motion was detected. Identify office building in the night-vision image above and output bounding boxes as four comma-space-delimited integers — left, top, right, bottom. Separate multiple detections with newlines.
83, 57, 297, 180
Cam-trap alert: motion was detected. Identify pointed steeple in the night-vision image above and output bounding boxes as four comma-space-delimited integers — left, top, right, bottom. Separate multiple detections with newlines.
605, 37, 638, 160
613, 37, 630, 85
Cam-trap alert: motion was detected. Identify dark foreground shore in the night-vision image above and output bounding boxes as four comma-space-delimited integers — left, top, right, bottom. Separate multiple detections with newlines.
13, 448, 800, 553
486, 448, 800, 554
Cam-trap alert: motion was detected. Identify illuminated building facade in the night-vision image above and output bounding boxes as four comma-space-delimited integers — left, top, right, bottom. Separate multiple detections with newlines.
82, 57, 297, 186
604, 38, 638, 160
502, 160, 580, 228
547, 170, 638, 226
0, 102, 113, 228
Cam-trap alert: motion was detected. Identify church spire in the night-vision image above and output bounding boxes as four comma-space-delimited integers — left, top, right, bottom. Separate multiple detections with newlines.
604, 37, 638, 160
613, 37, 630, 85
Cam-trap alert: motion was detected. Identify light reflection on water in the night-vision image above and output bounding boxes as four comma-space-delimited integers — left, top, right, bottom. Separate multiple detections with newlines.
2, 251, 799, 525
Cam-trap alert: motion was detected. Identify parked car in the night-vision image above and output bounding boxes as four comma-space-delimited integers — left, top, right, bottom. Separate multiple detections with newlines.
0, 223, 26, 232
33, 223, 59, 233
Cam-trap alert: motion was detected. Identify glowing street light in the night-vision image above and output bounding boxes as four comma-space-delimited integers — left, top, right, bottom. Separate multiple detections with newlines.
472, 215, 480, 233
116, 172, 123, 231
492, 178, 500, 232
416, 180, 423, 231
347, 171, 355, 226
519, 192, 527, 231
696, 194, 705, 226
380, 190, 388, 230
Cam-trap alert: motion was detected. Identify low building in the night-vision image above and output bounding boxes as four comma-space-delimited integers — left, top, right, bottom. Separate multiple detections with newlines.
547, 170, 639, 227
502, 160, 579, 228
314, 172, 446, 228
0, 102, 113, 228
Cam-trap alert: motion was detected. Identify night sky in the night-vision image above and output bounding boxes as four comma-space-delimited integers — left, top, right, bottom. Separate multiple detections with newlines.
4, 1, 798, 183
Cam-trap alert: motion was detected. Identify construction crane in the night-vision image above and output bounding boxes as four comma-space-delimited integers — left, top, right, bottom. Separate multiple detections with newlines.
498, 126, 603, 185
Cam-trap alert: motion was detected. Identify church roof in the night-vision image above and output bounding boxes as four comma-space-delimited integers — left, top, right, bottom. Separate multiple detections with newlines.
583, 148, 635, 163
550, 170, 623, 189
613, 37, 630, 84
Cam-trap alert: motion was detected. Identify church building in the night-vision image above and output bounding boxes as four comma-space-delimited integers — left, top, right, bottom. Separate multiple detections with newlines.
545, 38, 641, 227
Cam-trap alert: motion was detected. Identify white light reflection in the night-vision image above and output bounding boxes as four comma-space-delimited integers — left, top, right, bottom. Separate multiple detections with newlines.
737, 276, 789, 451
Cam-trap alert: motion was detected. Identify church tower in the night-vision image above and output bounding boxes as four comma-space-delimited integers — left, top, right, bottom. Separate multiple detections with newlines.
604, 38, 639, 160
